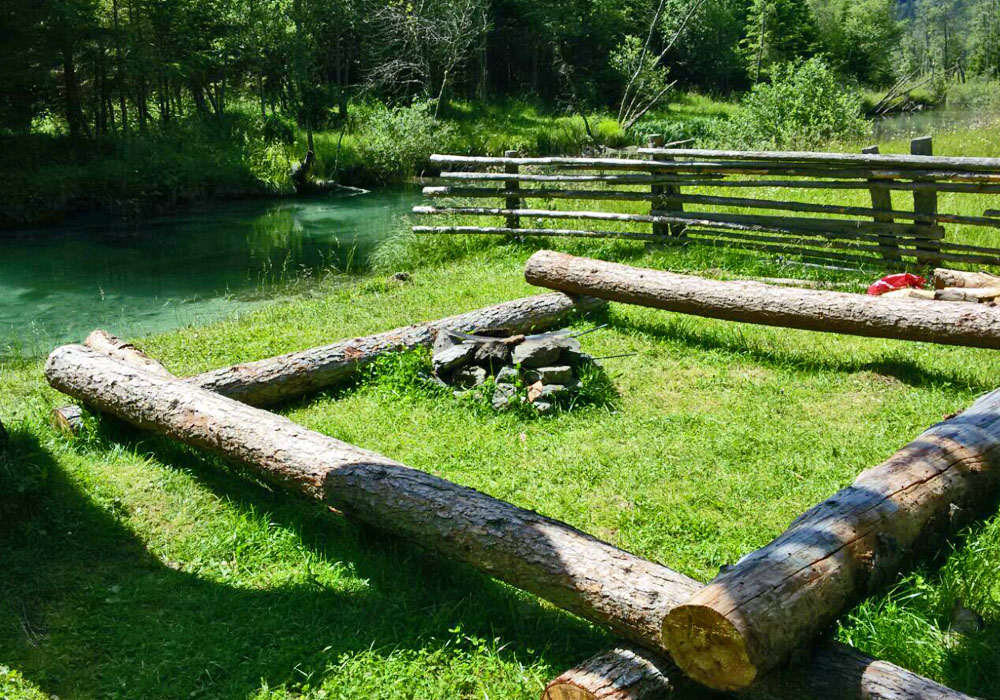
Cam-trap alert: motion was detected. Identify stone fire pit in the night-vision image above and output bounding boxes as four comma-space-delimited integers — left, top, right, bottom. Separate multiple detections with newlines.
431, 329, 594, 414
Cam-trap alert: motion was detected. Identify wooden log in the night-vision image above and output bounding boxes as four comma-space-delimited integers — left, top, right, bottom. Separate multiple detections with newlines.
637, 146, 1000, 172
911, 137, 941, 264
412, 206, 947, 241
862, 145, 901, 263
541, 646, 678, 700
523, 250, 1000, 349
50, 404, 85, 436
545, 643, 976, 700
437, 171, 1000, 193
45, 346, 977, 700
660, 384, 1000, 690
45, 344, 703, 651
935, 287, 1000, 303
933, 268, 1000, 289
189, 293, 603, 407
504, 149, 521, 230
429, 155, 1000, 183
413, 226, 668, 241
422, 185, 1000, 229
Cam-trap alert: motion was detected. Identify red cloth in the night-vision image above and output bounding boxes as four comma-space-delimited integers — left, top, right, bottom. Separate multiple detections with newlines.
866, 273, 927, 296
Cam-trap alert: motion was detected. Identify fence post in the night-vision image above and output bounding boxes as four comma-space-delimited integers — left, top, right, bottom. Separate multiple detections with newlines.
911, 136, 940, 264
647, 134, 683, 239
504, 149, 520, 231
862, 145, 900, 263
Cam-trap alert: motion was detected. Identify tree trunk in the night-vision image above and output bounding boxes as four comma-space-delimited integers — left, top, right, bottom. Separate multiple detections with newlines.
545, 642, 976, 700
933, 268, 1000, 289
188, 293, 603, 407
660, 387, 1000, 691
524, 250, 1000, 350
45, 344, 703, 650
50, 293, 604, 429
45, 346, 977, 700
61, 44, 85, 142
542, 646, 678, 700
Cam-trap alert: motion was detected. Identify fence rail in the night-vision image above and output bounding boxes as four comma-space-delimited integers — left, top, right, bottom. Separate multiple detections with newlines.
414, 137, 1000, 268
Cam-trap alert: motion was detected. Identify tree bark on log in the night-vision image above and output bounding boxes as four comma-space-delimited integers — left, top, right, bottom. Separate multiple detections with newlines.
189, 292, 603, 406
659, 387, 1000, 691
45, 346, 976, 700
545, 642, 975, 700
45, 344, 702, 649
933, 268, 1000, 290
541, 646, 678, 700
524, 250, 1000, 350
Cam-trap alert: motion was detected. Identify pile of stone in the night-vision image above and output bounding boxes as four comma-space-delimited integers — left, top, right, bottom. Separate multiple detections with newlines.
431, 330, 593, 414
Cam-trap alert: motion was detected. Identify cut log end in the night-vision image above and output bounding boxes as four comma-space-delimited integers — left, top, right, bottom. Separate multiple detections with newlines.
50, 405, 85, 436
540, 646, 677, 700
541, 684, 596, 700
660, 604, 756, 691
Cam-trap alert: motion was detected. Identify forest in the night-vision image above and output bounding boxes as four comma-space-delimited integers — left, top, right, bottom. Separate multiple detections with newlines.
4, 0, 1000, 221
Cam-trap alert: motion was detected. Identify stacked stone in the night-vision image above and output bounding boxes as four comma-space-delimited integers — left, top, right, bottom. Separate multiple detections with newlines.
431, 331, 593, 414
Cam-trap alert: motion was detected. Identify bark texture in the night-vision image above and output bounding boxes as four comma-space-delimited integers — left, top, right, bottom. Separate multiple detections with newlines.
189, 292, 603, 406
45, 346, 976, 700
933, 268, 1000, 290
541, 646, 677, 700
660, 387, 1000, 691
545, 643, 976, 700
45, 345, 699, 648
524, 250, 1000, 350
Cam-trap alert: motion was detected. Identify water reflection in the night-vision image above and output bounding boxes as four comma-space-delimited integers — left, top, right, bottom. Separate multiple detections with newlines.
0, 190, 420, 357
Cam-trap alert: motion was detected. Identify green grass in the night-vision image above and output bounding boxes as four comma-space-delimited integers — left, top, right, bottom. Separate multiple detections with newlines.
3, 233, 1000, 698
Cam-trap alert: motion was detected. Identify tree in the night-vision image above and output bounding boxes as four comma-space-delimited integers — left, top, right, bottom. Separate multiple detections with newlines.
742, 0, 820, 82
811, 0, 902, 86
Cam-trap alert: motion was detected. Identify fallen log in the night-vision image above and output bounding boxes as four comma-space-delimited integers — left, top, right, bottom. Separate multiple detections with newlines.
46, 346, 976, 700
659, 386, 1000, 691
523, 250, 1000, 350
49, 293, 602, 427
544, 643, 975, 700
933, 268, 1000, 290
541, 646, 677, 700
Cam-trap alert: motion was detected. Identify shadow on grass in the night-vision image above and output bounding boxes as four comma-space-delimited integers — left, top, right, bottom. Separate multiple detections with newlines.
0, 429, 608, 699
604, 310, 998, 393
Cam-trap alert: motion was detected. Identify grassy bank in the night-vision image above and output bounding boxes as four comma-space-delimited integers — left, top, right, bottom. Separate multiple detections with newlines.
2, 231, 1000, 698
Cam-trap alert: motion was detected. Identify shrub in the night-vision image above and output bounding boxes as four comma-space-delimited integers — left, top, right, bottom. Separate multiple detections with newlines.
347, 100, 457, 184
260, 113, 297, 145
718, 58, 870, 149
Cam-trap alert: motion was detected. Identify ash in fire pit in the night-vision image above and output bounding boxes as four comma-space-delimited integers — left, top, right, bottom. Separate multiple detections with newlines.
431, 329, 594, 414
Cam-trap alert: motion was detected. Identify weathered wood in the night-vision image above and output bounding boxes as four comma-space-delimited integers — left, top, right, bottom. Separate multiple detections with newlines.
423, 186, 1000, 228
541, 646, 678, 700
524, 250, 1000, 349
912, 137, 942, 263
45, 345, 976, 700
637, 146, 1000, 172
660, 384, 1000, 690
188, 293, 602, 406
504, 149, 521, 230
83, 329, 173, 378
413, 226, 668, 241
45, 344, 703, 651
933, 268, 1000, 289
412, 206, 946, 241
430, 154, 1000, 182
545, 643, 976, 700
935, 286, 1000, 303
437, 172, 1000, 194
862, 146, 900, 262
50, 404, 85, 435
647, 135, 681, 238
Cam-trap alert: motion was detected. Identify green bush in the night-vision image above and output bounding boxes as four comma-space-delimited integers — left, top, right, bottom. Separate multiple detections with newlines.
717, 58, 870, 149
345, 100, 458, 184
260, 113, 297, 145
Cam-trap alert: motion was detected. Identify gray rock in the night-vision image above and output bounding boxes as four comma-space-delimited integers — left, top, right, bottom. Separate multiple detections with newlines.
524, 365, 573, 385
432, 329, 464, 355
495, 365, 520, 384
513, 337, 565, 368
452, 365, 488, 388
433, 342, 475, 374
533, 400, 554, 414
473, 341, 510, 368
492, 383, 518, 410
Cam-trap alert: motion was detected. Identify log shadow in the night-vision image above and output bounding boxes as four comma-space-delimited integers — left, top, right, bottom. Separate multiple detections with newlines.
602, 310, 998, 393
0, 430, 608, 700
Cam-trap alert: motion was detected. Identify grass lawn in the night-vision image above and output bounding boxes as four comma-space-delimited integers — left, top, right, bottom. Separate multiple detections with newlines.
2, 234, 1000, 699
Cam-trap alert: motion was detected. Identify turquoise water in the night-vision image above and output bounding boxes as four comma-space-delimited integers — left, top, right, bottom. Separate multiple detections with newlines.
0, 191, 420, 357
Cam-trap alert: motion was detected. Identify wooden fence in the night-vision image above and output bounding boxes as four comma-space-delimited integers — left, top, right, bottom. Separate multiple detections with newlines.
412, 136, 1000, 268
